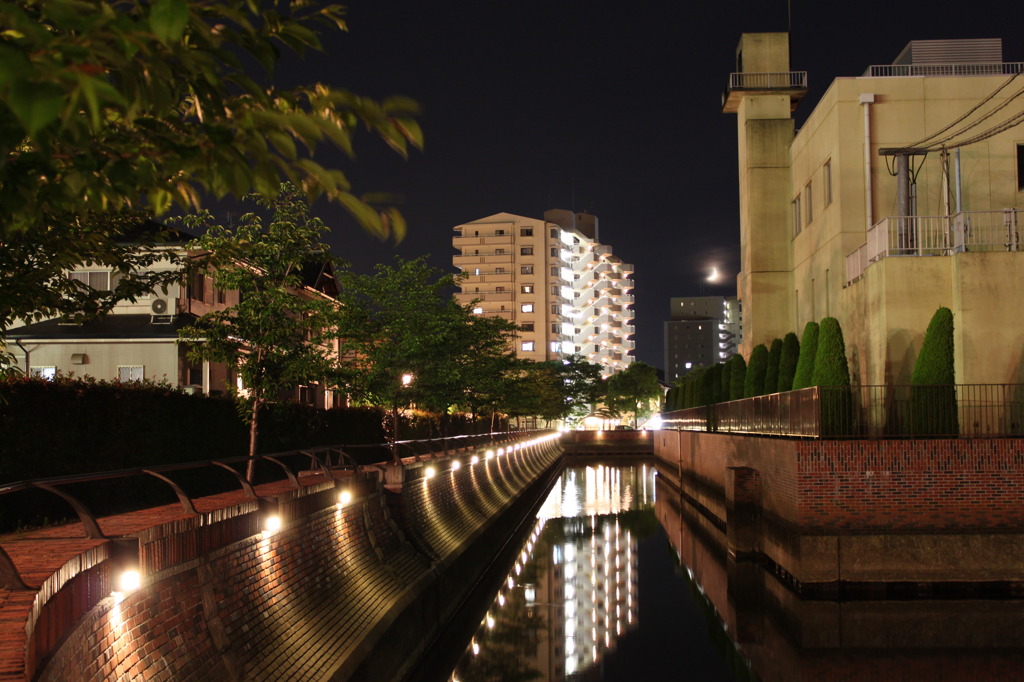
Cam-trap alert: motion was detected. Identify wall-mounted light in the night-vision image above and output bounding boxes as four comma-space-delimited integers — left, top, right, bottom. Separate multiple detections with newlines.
451, 460, 461, 470
263, 514, 282, 534
470, 455, 480, 465
425, 466, 436, 479
117, 569, 141, 594
338, 490, 352, 507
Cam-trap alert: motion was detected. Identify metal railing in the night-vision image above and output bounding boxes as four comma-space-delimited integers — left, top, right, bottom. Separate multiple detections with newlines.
845, 210, 1023, 285
728, 71, 808, 90
661, 385, 1024, 439
864, 62, 1024, 78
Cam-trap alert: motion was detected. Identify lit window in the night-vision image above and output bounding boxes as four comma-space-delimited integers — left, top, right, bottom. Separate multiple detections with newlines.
473, 306, 484, 314
521, 285, 533, 294
521, 341, 535, 352
521, 303, 534, 313
474, 268, 480, 276
30, 366, 56, 380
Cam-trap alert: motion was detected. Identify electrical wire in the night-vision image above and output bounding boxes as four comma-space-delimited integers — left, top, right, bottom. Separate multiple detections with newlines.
906, 68, 1023, 148
919, 83, 1024, 151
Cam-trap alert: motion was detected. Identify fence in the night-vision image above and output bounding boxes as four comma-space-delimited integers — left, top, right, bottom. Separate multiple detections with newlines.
661, 385, 1024, 439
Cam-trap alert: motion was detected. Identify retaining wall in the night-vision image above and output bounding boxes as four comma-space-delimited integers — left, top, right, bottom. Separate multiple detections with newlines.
5, 436, 562, 682
653, 430, 1024, 586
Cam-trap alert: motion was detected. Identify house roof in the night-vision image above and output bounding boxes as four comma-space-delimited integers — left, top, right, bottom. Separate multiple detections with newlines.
7, 314, 198, 341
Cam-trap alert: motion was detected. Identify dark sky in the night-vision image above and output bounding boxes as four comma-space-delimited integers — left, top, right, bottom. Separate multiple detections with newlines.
257, 0, 1024, 371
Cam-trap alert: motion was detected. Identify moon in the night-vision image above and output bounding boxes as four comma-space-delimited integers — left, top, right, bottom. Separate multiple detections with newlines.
706, 267, 719, 283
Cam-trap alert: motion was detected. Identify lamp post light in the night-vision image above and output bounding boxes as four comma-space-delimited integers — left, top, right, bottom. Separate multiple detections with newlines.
393, 372, 415, 459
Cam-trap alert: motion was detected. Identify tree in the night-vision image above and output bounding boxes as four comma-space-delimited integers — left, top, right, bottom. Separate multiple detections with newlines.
777, 332, 800, 392
764, 338, 783, 394
0, 0, 422, 372
911, 307, 958, 435
744, 344, 770, 398
606, 362, 662, 428
542, 354, 605, 425
728, 354, 747, 401
178, 186, 340, 472
792, 322, 820, 390
504, 362, 566, 427
811, 317, 851, 387
720, 358, 733, 401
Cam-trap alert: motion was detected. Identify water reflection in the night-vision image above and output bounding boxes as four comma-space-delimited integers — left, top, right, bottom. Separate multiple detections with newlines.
450, 464, 658, 681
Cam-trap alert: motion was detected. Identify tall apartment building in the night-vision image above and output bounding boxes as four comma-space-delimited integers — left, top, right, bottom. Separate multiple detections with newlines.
453, 210, 634, 377
724, 34, 1024, 385
663, 296, 741, 382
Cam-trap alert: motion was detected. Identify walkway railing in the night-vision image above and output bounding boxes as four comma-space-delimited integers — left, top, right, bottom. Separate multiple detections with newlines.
661, 385, 1024, 439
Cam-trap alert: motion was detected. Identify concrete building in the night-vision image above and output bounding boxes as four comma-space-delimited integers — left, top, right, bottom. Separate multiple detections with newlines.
663, 296, 741, 382
725, 33, 1024, 385
453, 210, 635, 377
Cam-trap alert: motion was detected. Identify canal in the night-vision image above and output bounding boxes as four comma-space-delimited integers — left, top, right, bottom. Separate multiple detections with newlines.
426, 459, 1024, 682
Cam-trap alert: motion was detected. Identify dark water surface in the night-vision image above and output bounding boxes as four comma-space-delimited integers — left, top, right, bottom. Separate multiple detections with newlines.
440, 461, 1024, 682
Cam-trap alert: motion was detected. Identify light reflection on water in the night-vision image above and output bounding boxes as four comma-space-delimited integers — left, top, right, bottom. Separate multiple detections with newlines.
448, 463, 715, 682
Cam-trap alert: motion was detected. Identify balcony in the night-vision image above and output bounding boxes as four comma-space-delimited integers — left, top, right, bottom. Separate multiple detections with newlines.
845, 210, 1023, 285
453, 253, 514, 267
722, 71, 808, 113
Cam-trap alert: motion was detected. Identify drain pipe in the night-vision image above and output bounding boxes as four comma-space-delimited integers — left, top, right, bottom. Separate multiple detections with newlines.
860, 93, 875, 230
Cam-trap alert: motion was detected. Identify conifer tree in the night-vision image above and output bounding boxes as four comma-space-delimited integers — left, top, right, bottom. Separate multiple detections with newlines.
792, 322, 820, 390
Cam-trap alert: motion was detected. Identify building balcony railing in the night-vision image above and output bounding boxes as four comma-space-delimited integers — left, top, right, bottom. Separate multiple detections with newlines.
845, 209, 1023, 285
722, 71, 808, 112
453, 253, 514, 266
661, 384, 1024, 439
863, 62, 1024, 78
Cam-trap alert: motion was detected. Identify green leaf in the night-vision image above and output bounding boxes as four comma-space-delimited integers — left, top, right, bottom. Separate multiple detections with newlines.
6, 81, 64, 137
150, 0, 190, 45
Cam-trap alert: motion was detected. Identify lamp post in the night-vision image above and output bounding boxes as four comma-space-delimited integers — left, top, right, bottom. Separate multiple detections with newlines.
392, 373, 415, 459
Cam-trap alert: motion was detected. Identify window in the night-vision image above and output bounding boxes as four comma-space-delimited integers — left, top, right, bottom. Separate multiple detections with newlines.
190, 272, 205, 300
520, 323, 534, 332
824, 159, 833, 206
551, 285, 559, 295
30, 366, 56, 380
1017, 145, 1024, 190
594, 345, 600, 352
69, 271, 111, 291
495, 267, 505, 274
804, 182, 813, 224
496, 229, 506, 236
495, 286, 506, 293
521, 341, 535, 352
550, 266, 559, 276
521, 266, 533, 275
550, 228, 558, 238
521, 303, 534, 313
495, 248, 505, 255
551, 323, 560, 333
216, 287, 227, 304
551, 304, 559, 314
551, 247, 558, 257
520, 227, 533, 237
520, 246, 533, 256
472, 306, 483, 314
521, 284, 533, 294
118, 365, 144, 382
474, 268, 480, 276
791, 196, 802, 237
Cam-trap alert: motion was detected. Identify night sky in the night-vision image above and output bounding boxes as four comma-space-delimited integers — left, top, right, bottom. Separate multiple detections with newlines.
257, 0, 1024, 371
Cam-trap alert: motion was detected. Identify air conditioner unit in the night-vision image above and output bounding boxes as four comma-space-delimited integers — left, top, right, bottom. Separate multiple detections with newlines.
151, 298, 168, 314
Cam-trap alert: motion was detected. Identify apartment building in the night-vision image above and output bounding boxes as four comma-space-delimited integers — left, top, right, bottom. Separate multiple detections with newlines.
453, 210, 634, 377
725, 34, 1023, 385
663, 296, 741, 382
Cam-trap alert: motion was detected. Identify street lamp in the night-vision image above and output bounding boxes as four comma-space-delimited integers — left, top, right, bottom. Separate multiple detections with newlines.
393, 372, 415, 459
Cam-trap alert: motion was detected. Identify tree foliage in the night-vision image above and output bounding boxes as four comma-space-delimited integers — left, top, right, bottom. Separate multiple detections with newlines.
744, 344, 770, 398
0, 0, 421, 372
764, 338, 783, 394
728, 354, 747, 401
177, 185, 339, 461
777, 332, 800, 392
606, 362, 662, 428
911, 307, 958, 435
792, 322, 820, 390
542, 354, 605, 424
811, 317, 851, 387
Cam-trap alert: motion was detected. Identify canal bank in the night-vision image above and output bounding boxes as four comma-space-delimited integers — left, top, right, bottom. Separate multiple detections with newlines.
4, 434, 563, 682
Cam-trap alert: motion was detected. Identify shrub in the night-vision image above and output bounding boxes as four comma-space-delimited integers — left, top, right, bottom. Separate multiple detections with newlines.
792, 322, 819, 390
744, 344, 770, 397
728, 354, 747, 401
777, 332, 800, 392
764, 338, 783, 394
721, 360, 733, 400
911, 307, 958, 435
811, 317, 851, 387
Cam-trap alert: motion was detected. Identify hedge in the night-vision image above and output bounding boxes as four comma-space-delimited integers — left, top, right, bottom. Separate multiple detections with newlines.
777, 332, 800, 392
911, 307, 958, 435
764, 338, 783, 394
744, 344, 770, 398
792, 321, 819, 390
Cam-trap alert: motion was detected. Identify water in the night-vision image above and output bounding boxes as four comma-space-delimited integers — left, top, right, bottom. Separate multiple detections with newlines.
445, 463, 743, 681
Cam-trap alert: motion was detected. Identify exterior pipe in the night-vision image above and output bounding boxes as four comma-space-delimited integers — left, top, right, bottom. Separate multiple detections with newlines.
860, 93, 875, 230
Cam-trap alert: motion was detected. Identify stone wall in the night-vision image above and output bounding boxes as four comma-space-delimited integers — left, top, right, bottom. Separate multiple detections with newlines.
29, 436, 562, 682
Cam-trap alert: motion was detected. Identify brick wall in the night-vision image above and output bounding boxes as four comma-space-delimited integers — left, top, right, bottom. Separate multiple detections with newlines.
31, 439, 563, 682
